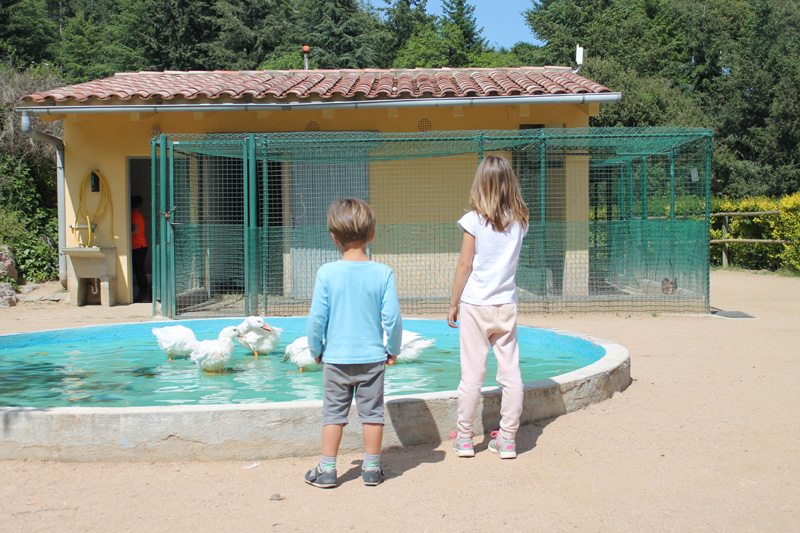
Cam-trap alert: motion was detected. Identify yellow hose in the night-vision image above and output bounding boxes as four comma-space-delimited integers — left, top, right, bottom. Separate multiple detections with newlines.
74, 170, 113, 247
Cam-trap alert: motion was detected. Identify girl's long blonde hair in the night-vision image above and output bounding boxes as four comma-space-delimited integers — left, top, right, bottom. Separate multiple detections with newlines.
469, 155, 529, 232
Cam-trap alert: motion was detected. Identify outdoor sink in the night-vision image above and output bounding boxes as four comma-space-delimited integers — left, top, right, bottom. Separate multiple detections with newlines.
63, 246, 118, 306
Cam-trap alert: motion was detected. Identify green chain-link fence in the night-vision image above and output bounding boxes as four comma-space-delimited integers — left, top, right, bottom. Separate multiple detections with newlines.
151, 127, 712, 318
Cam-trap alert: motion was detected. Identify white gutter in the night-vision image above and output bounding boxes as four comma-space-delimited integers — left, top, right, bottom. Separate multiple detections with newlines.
16, 93, 622, 115
20, 111, 68, 288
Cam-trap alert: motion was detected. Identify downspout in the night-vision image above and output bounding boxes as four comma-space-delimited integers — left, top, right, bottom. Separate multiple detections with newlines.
20, 110, 68, 288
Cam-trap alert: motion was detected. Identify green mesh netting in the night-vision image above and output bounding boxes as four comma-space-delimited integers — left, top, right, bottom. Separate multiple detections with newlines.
151, 128, 712, 317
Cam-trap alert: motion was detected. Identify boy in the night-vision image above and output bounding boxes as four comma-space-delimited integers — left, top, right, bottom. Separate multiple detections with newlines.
304, 198, 402, 488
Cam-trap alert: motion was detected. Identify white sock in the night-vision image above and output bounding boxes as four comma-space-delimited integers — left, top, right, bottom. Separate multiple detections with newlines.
363, 452, 380, 469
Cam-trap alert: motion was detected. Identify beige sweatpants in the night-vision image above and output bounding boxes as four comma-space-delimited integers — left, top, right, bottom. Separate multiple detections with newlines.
457, 302, 524, 441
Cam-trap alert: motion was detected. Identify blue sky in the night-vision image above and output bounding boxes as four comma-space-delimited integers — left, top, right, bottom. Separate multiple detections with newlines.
366, 0, 541, 49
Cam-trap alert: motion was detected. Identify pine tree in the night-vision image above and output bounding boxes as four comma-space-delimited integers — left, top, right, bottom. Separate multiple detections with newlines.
441, 0, 486, 54
296, 0, 385, 69
209, 0, 295, 70
140, 0, 219, 71
380, 0, 435, 65
392, 22, 449, 68
0, 0, 59, 67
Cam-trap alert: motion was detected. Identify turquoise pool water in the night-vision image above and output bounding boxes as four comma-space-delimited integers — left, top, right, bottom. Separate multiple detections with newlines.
0, 318, 604, 408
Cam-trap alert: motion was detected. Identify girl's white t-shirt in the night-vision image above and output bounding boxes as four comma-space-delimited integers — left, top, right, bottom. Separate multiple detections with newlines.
458, 210, 528, 305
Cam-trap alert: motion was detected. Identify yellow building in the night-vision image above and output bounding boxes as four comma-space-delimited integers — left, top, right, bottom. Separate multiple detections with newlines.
19, 67, 622, 315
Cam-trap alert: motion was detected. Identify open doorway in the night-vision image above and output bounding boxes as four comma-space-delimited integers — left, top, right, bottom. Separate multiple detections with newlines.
129, 158, 152, 302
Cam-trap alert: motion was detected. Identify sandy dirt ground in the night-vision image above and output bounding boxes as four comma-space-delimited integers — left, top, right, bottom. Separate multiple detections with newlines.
1, 269, 798, 531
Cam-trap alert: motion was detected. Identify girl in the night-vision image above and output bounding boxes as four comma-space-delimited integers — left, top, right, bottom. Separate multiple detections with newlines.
448, 155, 529, 459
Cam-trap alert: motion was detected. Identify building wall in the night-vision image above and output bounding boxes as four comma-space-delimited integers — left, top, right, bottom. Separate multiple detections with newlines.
44, 101, 596, 304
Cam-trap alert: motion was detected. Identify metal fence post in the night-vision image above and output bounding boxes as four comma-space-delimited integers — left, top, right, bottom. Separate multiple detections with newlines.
704, 134, 712, 311
151, 138, 159, 310
159, 135, 172, 317
249, 135, 258, 314
243, 134, 257, 315
539, 135, 547, 295
641, 157, 648, 220
669, 148, 675, 221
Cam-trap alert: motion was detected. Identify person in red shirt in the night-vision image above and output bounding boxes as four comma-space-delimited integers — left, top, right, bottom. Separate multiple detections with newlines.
131, 196, 149, 302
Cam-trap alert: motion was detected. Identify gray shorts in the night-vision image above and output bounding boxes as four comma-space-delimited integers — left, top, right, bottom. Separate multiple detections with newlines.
322, 361, 386, 426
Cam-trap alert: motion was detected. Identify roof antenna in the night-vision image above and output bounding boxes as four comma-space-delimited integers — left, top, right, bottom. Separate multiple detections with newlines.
303, 45, 310, 70
572, 45, 584, 74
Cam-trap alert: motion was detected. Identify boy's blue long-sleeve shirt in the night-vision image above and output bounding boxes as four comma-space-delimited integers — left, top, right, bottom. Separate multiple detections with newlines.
307, 260, 402, 364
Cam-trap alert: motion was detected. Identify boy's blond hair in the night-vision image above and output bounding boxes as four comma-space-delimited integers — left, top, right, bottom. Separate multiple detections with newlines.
327, 198, 376, 244
469, 155, 529, 232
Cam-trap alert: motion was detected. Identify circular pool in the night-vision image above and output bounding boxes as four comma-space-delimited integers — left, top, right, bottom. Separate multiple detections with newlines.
0, 318, 631, 461
1, 318, 604, 408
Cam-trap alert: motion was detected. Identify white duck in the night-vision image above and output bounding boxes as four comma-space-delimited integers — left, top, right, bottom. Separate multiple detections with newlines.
390, 330, 436, 363
152, 325, 198, 361
281, 336, 320, 372
236, 316, 283, 358
281, 330, 435, 372
189, 326, 241, 373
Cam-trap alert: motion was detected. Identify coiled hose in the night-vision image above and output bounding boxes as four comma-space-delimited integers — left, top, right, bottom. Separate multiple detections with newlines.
74, 170, 113, 247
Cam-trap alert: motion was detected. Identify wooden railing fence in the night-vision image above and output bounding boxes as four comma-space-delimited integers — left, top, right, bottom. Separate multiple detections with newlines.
709, 211, 792, 268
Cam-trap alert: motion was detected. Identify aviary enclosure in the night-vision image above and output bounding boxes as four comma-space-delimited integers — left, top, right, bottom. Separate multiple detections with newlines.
151, 127, 712, 318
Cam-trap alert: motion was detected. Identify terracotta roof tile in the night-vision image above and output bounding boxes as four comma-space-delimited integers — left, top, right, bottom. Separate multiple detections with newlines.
375, 73, 394, 96
396, 73, 415, 96
435, 72, 457, 96
353, 73, 376, 96
21, 68, 613, 105
308, 72, 339, 96
526, 71, 564, 94
330, 72, 359, 96
507, 71, 544, 94
488, 71, 522, 95
453, 72, 479, 96
544, 71, 585, 94
471, 72, 500, 95
415, 73, 436, 96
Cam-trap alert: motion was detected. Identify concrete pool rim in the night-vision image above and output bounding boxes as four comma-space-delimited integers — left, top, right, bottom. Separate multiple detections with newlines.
0, 325, 631, 462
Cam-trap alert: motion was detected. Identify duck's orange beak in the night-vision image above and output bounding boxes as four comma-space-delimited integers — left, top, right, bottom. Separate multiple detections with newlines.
261, 324, 272, 331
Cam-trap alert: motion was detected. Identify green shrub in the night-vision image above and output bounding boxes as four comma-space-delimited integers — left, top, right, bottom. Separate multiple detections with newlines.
0, 207, 58, 283
0, 275, 19, 291
0, 145, 59, 283
0, 66, 61, 284
775, 193, 800, 271
710, 195, 799, 272
709, 226, 724, 266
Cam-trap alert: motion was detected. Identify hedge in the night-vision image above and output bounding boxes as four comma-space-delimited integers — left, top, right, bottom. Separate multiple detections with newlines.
710, 193, 800, 271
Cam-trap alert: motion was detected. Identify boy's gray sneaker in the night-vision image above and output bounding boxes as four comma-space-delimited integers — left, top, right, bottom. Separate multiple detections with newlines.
361, 464, 384, 486
305, 464, 337, 488
488, 431, 517, 459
